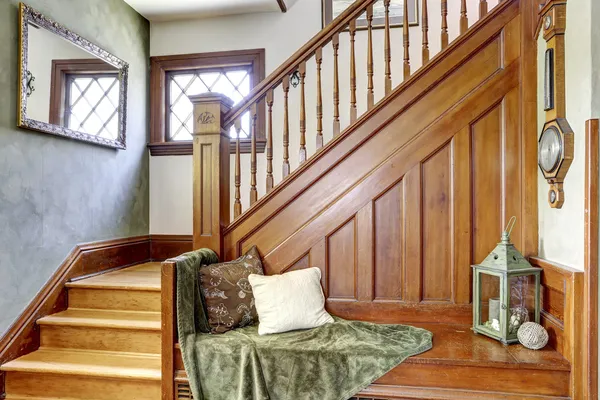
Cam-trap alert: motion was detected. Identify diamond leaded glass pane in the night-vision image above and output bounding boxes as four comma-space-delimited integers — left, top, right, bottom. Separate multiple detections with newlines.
65, 74, 120, 139
167, 66, 252, 141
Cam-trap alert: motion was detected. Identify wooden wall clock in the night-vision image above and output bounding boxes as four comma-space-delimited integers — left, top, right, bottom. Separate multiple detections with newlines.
536, 0, 574, 209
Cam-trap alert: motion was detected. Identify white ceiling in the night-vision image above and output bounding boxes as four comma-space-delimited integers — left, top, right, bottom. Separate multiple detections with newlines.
124, 0, 287, 22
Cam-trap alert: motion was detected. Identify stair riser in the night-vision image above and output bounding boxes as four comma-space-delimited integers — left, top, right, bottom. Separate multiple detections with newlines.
6, 372, 160, 399
40, 325, 161, 354
68, 288, 160, 312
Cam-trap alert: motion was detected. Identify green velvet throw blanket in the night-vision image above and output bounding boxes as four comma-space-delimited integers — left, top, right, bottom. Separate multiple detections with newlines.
174, 249, 433, 400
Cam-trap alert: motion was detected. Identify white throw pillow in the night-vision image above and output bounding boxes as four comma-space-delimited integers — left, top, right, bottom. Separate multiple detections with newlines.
248, 267, 334, 335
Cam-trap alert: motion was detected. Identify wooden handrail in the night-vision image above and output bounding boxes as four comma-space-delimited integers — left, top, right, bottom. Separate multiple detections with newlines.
224, 0, 376, 128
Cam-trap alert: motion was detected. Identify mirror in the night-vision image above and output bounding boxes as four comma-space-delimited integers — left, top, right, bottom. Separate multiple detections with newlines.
18, 3, 129, 149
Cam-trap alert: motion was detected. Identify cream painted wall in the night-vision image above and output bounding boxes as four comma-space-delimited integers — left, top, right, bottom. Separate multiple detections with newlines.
149, 0, 499, 234
536, 0, 593, 270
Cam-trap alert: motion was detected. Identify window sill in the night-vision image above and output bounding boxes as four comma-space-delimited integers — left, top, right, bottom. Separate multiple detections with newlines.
148, 139, 267, 156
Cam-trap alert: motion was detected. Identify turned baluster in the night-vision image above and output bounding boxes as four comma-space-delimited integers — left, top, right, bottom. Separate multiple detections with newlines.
349, 20, 357, 123
266, 89, 274, 192
250, 104, 258, 205
460, 0, 469, 34
299, 61, 307, 163
234, 119, 242, 218
282, 76, 291, 178
367, 4, 374, 110
480, 0, 488, 18
441, 0, 449, 49
422, 0, 430, 64
332, 33, 341, 136
384, 0, 392, 95
403, 0, 410, 80
316, 47, 324, 149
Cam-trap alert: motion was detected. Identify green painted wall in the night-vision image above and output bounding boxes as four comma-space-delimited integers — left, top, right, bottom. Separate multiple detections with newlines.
0, 0, 150, 335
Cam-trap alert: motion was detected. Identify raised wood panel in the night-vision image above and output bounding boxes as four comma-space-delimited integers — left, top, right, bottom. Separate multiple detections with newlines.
471, 104, 503, 265
327, 219, 357, 300
373, 182, 404, 302
284, 253, 310, 273
421, 143, 452, 303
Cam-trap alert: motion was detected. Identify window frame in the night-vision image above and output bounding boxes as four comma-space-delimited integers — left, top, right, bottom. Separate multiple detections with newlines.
49, 59, 119, 130
149, 49, 266, 156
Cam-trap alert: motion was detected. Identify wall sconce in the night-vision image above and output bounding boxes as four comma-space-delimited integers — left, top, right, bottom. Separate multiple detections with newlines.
26, 70, 35, 97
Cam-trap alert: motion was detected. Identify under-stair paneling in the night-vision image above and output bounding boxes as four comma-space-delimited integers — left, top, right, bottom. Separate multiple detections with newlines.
421, 143, 453, 304
224, 23, 509, 261
373, 181, 404, 302
224, 6, 527, 324
327, 218, 357, 301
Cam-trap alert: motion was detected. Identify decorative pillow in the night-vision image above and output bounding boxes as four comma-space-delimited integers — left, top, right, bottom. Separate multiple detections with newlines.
248, 267, 334, 335
199, 246, 264, 334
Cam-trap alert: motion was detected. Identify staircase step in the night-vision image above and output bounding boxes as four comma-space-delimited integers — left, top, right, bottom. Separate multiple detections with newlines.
66, 262, 161, 291
4, 371, 160, 400
38, 309, 161, 354
37, 308, 161, 330
67, 287, 160, 312
0, 348, 160, 380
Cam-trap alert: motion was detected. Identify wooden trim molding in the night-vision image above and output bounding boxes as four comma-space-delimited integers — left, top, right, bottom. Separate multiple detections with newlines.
148, 139, 267, 156
150, 235, 193, 261
584, 119, 599, 399
149, 49, 266, 156
530, 256, 583, 399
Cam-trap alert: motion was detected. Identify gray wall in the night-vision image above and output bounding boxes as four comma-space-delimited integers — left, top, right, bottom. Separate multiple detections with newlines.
0, 0, 150, 335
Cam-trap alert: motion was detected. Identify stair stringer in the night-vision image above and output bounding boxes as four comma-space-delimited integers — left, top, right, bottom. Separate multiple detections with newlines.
223, 1, 531, 324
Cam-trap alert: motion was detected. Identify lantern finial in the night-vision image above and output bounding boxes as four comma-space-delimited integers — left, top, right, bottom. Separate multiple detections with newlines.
501, 216, 517, 244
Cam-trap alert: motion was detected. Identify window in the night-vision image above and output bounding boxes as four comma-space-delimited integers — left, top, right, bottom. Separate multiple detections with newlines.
149, 49, 266, 156
49, 59, 120, 139
65, 74, 120, 139
167, 68, 251, 141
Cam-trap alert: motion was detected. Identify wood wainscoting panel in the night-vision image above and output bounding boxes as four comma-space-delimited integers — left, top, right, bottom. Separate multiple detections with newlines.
530, 256, 583, 399
373, 181, 404, 302
421, 142, 453, 303
327, 218, 357, 301
150, 235, 193, 261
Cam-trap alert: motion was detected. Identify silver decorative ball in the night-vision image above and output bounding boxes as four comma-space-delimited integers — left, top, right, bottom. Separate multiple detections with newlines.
517, 322, 549, 350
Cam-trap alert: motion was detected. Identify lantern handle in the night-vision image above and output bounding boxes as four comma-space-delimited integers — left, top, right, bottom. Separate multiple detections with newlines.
504, 216, 517, 237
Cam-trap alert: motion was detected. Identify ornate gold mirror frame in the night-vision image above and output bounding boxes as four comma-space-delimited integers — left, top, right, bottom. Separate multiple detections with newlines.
18, 3, 129, 149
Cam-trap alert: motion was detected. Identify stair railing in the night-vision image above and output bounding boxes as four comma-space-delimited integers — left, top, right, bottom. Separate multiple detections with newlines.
188, 0, 498, 255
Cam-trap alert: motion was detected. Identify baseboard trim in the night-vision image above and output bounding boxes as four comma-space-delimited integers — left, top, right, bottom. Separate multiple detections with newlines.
150, 234, 193, 261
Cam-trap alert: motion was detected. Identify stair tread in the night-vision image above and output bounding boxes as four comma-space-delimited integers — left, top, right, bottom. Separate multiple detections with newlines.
0, 348, 160, 380
37, 308, 161, 330
66, 262, 161, 291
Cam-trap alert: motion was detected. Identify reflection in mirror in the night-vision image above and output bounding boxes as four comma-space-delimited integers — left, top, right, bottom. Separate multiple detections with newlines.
19, 3, 128, 149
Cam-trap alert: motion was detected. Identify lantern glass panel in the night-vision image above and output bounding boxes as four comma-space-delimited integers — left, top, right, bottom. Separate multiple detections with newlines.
478, 272, 502, 335
508, 274, 536, 340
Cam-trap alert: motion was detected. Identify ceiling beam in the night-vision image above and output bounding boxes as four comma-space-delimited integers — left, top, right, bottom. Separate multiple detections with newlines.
276, 0, 287, 12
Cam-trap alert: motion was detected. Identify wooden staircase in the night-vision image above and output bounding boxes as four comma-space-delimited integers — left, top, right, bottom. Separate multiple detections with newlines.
1, 263, 162, 400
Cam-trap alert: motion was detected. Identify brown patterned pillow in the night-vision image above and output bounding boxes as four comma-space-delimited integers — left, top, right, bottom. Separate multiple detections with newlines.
199, 246, 264, 334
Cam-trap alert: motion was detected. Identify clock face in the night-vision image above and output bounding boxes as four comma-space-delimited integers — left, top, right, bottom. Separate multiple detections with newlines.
539, 126, 562, 173
544, 15, 552, 30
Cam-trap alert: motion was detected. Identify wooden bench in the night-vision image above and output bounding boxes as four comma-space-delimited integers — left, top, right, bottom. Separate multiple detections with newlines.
161, 257, 581, 400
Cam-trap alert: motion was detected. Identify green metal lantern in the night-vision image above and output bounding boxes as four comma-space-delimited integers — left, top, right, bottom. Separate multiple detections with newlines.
472, 217, 542, 345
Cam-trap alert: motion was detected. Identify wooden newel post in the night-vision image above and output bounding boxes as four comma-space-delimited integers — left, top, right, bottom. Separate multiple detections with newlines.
189, 93, 234, 259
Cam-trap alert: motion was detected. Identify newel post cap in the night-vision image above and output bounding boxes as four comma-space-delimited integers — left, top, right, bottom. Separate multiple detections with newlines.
188, 93, 234, 136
